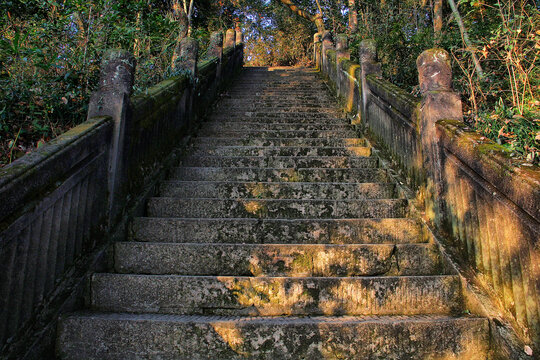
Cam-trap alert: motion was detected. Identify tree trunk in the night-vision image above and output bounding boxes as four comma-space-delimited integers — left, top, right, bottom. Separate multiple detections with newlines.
348, 0, 358, 33
279, 0, 326, 32
433, 0, 443, 44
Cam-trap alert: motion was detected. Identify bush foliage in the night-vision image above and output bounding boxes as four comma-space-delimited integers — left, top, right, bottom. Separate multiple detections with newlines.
1, 0, 538, 165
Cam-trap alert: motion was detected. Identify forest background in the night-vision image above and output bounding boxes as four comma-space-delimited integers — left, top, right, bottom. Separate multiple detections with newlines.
0, 0, 538, 166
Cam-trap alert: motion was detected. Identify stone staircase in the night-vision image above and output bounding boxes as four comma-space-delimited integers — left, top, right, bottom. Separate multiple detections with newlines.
56, 68, 490, 359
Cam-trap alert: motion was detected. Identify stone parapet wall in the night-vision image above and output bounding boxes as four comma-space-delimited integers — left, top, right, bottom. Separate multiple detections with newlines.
437, 120, 540, 351
364, 74, 423, 185
315, 33, 540, 355
0, 32, 244, 358
0, 117, 113, 357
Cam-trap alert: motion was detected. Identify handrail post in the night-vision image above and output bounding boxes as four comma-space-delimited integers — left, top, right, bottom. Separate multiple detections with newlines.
87, 49, 136, 226
358, 40, 381, 125
172, 37, 199, 77
208, 31, 224, 79
313, 33, 322, 69
321, 31, 333, 77
172, 37, 199, 129
416, 48, 463, 224
336, 34, 350, 96
225, 28, 236, 48
235, 27, 244, 70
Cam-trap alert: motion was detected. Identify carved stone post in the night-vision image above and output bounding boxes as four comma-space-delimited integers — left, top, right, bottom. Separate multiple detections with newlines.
336, 34, 350, 61
225, 29, 236, 48
171, 37, 199, 131
172, 37, 199, 77
359, 39, 381, 124
208, 31, 224, 79
321, 31, 333, 77
235, 28, 244, 69
417, 48, 462, 224
87, 49, 136, 224
208, 31, 224, 61
235, 28, 243, 45
336, 34, 350, 96
313, 33, 322, 69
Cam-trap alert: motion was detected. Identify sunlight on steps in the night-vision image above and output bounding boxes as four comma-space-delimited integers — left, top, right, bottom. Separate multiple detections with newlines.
56, 67, 490, 359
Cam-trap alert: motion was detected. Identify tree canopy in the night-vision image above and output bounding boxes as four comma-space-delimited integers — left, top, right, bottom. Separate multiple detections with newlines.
0, 0, 538, 165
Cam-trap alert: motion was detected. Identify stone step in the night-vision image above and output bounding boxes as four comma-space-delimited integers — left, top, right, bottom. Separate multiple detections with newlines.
114, 242, 442, 277
146, 198, 408, 219
217, 100, 335, 107
130, 218, 424, 245
201, 121, 352, 129
225, 80, 323, 83
172, 167, 388, 183
188, 146, 372, 158
229, 85, 327, 89
225, 90, 332, 95
90, 274, 462, 316
209, 112, 344, 120
189, 137, 367, 147
160, 181, 396, 200
221, 96, 335, 103
57, 313, 489, 360
222, 84, 328, 89
179, 155, 378, 169
202, 120, 354, 131
232, 79, 324, 83
196, 129, 358, 138
215, 107, 342, 115
231, 80, 325, 84
223, 96, 334, 101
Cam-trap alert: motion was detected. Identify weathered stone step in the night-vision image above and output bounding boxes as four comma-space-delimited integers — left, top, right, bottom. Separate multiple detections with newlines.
172, 167, 388, 183
188, 146, 372, 158
91, 274, 461, 316
114, 242, 442, 277
202, 121, 351, 129
147, 198, 408, 219
227, 79, 324, 83
160, 181, 395, 200
190, 137, 367, 147
131, 218, 423, 245
197, 129, 358, 138
217, 99, 335, 107
228, 82, 328, 87
205, 119, 350, 127
222, 96, 334, 103
209, 112, 344, 120
232, 80, 325, 84
225, 90, 332, 95
216, 108, 341, 115
179, 156, 378, 169
57, 313, 489, 360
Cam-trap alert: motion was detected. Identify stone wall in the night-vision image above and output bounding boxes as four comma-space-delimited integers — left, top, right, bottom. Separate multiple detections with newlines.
0, 30, 244, 359
315, 33, 540, 356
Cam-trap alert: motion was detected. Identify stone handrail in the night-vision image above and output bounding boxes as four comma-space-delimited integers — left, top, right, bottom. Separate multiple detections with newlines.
0, 30, 244, 358
314, 32, 540, 355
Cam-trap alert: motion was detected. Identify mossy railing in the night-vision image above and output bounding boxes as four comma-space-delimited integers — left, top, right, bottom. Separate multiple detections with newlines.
314, 33, 539, 357
0, 30, 244, 359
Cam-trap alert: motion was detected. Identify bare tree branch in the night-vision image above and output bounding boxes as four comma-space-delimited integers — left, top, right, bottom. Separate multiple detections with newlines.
447, 0, 484, 77
278, 0, 325, 32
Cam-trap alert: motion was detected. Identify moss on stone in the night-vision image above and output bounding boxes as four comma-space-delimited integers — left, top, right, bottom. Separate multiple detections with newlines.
326, 50, 337, 61
102, 49, 135, 67
198, 57, 218, 76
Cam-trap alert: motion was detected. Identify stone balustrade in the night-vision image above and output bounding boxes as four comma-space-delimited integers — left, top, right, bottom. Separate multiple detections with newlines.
0, 29, 244, 359
315, 33, 540, 357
